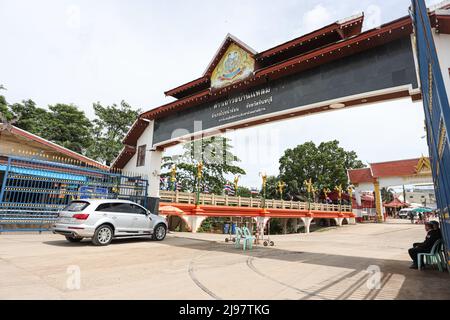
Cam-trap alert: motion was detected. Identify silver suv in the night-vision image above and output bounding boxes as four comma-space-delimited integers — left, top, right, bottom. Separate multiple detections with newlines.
51, 199, 168, 246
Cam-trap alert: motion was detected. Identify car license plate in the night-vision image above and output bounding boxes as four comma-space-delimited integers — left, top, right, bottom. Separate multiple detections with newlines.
59, 218, 73, 224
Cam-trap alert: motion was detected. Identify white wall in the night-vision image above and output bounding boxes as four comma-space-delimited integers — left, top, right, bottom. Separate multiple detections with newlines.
122, 120, 163, 198
404, 191, 437, 208
378, 176, 433, 189
433, 32, 450, 99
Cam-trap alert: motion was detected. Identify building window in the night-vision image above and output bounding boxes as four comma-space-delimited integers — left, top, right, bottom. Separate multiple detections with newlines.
136, 145, 146, 167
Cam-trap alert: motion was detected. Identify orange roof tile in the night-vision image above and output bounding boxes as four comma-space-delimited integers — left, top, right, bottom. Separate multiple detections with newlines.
370, 158, 420, 178
348, 168, 373, 184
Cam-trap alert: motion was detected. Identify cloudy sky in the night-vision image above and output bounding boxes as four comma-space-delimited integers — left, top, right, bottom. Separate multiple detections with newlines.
0, 0, 444, 187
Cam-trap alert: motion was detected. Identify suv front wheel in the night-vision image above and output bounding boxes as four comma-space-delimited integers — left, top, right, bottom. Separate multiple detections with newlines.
152, 224, 167, 241
92, 225, 114, 246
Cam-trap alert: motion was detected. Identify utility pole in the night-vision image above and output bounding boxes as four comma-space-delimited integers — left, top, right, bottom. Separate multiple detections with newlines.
196, 162, 203, 206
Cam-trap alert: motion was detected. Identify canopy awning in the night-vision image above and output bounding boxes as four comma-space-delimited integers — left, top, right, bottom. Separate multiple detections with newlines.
384, 197, 409, 208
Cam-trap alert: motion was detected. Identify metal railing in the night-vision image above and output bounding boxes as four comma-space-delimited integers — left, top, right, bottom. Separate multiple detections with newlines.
0, 156, 148, 232
160, 191, 352, 212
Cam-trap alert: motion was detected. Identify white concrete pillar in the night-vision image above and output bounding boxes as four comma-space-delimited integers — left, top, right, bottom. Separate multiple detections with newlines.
253, 217, 270, 231
335, 218, 343, 227
253, 217, 271, 241
301, 217, 313, 234
147, 150, 163, 199
355, 189, 362, 207
186, 216, 207, 233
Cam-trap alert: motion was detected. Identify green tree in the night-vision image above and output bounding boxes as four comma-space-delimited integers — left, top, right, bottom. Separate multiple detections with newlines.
162, 137, 246, 194
263, 176, 279, 200
0, 86, 14, 122
43, 104, 92, 154
8, 101, 92, 154
9, 99, 51, 135
86, 101, 140, 165
236, 186, 252, 198
381, 188, 394, 203
279, 140, 364, 199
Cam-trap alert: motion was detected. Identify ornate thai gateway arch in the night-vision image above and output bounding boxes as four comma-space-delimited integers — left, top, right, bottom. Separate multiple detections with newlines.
113, 1, 450, 263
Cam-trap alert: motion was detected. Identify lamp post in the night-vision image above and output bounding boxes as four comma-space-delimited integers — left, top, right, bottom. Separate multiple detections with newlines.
260, 172, 267, 209
196, 162, 203, 206
304, 178, 313, 211
335, 185, 343, 212
234, 175, 240, 196
311, 185, 317, 204
170, 165, 177, 192
348, 185, 354, 208
277, 181, 286, 200
323, 188, 331, 203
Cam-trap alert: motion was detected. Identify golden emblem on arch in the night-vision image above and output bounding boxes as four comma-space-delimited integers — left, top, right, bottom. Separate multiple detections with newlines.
211, 43, 255, 89
415, 156, 431, 174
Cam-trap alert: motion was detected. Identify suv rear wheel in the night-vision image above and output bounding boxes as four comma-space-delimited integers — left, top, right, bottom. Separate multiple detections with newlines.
92, 225, 114, 246
152, 224, 167, 241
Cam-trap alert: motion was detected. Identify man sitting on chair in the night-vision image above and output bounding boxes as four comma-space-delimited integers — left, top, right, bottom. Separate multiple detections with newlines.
408, 221, 442, 269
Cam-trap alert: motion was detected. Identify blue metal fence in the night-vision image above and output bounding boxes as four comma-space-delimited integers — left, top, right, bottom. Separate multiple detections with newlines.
411, 0, 450, 267
0, 156, 148, 232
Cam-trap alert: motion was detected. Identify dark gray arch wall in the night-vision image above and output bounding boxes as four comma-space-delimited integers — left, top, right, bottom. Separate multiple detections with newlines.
153, 36, 418, 146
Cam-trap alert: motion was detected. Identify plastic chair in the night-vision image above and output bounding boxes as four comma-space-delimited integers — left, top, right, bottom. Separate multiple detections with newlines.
234, 227, 243, 249
241, 227, 255, 251
418, 240, 445, 272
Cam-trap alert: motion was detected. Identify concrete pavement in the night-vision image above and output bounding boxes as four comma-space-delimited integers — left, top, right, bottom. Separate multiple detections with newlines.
0, 220, 449, 300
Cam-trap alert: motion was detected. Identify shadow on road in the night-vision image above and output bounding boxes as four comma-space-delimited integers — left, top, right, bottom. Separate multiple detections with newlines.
43, 236, 154, 247
42, 231, 450, 300
159, 234, 450, 300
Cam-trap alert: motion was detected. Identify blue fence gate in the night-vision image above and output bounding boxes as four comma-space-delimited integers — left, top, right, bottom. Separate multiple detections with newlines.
412, 0, 450, 268
0, 156, 148, 232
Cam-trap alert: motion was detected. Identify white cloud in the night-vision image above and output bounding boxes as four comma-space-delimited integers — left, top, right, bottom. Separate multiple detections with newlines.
301, 4, 333, 34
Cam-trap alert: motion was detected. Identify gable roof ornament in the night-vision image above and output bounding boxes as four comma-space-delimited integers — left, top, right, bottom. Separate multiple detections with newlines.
203, 33, 257, 77
415, 155, 432, 174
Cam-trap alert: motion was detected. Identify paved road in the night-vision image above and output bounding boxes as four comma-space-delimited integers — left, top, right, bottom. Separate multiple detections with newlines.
0, 221, 449, 300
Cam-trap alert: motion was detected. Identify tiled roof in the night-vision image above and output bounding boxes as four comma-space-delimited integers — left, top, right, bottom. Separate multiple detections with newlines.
348, 158, 429, 186
348, 168, 373, 184
3, 126, 108, 170
370, 158, 420, 178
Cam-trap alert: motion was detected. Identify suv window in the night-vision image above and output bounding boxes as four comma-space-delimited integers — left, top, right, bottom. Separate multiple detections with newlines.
107, 203, 137, 214
94, 202, 147, 214
96, 203, 112, 212
131, 204, 147, 215
64, 201, 90, 212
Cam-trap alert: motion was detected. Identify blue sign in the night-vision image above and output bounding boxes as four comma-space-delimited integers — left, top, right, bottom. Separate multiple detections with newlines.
79, 186, 108, 200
